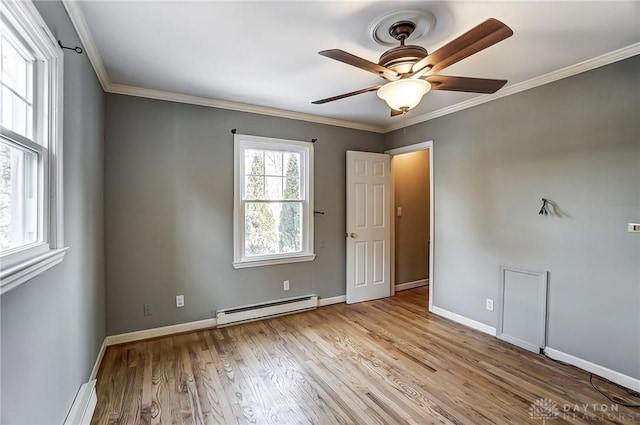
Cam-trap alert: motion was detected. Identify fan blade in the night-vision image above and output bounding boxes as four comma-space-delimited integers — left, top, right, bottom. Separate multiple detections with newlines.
412, 18, 513, 75
319, 49, 399, 80
312, 85, 382, 104
426, 75, 507, 94
390, 108, 404, 117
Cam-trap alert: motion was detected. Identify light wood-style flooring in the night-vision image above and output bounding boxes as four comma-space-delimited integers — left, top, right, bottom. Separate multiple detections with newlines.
92, 287, 640, 424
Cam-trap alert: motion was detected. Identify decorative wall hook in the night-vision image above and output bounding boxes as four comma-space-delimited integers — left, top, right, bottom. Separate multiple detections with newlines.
57, 40, 83, 54
539, 198, 549, 215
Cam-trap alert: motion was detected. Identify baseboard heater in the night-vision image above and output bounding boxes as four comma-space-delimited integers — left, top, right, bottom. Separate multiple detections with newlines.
216, 294, 318, 327
63, 379, 97, 425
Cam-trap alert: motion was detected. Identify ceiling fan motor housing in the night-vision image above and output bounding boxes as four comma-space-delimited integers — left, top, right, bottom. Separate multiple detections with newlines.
378, 45, 428, 74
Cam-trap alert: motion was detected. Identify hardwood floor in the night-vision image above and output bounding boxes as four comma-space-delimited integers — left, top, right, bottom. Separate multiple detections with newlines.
92, 287, 640, 424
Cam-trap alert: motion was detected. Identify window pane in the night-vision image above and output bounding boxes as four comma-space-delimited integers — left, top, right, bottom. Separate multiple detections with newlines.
283, 152, 300, 177
244, 201, 302, 256
1, 36, 30, 98
277, 202, 301, 253
244, 176, 263, 200
245, 202, 279, 257
0, 138, 39, 251
1, 86, 30, 137
283, 152, 301, 200
264, 150, 282, 176
245, 150, 263, 176
283, 178, 300, 200
264, 176, 282, 200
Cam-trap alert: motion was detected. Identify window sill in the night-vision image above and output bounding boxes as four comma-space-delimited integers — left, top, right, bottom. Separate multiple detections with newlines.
233, 253, 316, 269
0, 247, 68, 295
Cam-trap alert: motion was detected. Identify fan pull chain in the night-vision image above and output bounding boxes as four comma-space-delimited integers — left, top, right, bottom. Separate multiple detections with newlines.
403, 110, 408, 136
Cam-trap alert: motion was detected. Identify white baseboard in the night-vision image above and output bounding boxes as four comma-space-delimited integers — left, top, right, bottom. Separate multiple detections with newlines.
89, 339, 107, 380
544, 347, 640, 392
64, 379, 97, 425
430, 306, 497, 336
318, 295, 346, 307
395, 279, 428, 292
106, 318, 217, 346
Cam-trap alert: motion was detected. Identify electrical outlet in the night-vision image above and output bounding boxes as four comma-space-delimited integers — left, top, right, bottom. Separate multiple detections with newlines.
284, 280, 290, 291
143, 303, 152, 316
486, 298, 494, 311
176, 295, 184, 308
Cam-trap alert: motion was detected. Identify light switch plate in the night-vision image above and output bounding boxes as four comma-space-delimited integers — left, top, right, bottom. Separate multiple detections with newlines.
628, 223, 640, 233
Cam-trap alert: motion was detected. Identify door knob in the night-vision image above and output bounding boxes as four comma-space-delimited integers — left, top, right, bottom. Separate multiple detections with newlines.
350, 233, 357, 238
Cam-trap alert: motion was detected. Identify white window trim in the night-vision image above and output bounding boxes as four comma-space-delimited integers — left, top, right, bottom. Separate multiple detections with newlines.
233, 134, 315, 269
1, 0, 66, 294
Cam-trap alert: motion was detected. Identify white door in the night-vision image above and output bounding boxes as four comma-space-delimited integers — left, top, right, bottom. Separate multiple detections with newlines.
346, 151, 391, 304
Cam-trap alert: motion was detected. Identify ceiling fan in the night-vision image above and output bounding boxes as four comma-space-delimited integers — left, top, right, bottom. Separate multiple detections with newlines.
312, 18, 513, 116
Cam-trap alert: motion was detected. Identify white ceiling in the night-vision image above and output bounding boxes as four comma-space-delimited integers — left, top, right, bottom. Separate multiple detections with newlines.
67, 1, 640, 132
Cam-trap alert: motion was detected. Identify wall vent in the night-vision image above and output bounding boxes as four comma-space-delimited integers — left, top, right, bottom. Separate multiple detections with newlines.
216, 294, 318, 327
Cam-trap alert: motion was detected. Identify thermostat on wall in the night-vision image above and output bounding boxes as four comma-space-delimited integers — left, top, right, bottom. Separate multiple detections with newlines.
628, 223, 640, 233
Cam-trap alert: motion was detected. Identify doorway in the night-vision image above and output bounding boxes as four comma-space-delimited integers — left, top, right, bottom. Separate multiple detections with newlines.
386, 141, 434, 310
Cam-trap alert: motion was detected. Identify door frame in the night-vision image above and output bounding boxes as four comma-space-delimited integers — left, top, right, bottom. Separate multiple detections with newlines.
385, 141, 435, 311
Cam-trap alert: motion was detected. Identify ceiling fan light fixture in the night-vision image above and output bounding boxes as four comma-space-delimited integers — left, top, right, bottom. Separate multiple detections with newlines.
377, 79, 431, 112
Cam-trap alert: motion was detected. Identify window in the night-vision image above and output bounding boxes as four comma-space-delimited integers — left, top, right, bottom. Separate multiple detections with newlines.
233, 134, 315, 268
1, 0, 65, 294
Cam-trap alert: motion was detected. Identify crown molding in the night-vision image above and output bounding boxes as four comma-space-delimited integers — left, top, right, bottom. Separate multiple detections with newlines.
105, 83, 385, 133
384, 42, 640, 133
61, 0, 109, 91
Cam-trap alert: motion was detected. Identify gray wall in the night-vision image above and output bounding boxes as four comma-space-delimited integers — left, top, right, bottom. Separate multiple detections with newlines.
385, 56, 640, 379
0, 2, 105, 424
104, 94, 385, 335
